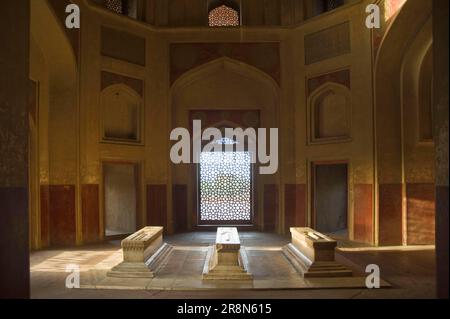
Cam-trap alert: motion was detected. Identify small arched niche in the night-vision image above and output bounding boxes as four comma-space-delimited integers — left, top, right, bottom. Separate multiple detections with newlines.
309, 83, 352, 144
101, 84, 142, 143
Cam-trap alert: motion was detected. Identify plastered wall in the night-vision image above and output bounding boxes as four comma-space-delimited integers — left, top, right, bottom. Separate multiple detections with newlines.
27, 0, 436, 248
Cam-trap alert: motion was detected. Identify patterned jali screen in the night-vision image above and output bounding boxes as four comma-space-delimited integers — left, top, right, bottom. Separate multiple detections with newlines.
105, 0, 123, 14
199, 152, 252, 224
208, 5, 240, 27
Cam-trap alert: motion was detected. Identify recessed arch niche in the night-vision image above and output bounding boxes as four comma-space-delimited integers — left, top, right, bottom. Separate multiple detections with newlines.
375, 0, 434, 246
170, 57, 279, 231
100, 84, 142, 143
308, 82, 352, 144
30, 0, 79, 248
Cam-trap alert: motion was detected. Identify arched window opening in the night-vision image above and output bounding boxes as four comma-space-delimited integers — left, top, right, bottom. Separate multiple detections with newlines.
199, 151, 253, 225
208, 4, 240, 27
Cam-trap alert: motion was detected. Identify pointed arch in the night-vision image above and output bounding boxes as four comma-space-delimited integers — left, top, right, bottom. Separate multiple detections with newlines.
171, 57, 279, 104
374, 0, 434, 246
30, 0, 79, 248
208, 3, 240, 27
100, 84, 143, 143
308, 82, 352, 144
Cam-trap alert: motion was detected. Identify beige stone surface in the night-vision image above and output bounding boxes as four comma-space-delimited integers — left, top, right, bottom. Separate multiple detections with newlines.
290, 227, 337, 261
107, 227, 170, 278
30, 232, 438, 298
203, 228, 253, 281
26, 0, 439, 251
82, 246, 385, 290
121, 227, 164, 262
285, 227, 352, 277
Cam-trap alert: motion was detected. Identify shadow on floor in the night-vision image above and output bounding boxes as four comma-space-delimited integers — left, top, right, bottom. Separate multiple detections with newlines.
29, 231, 437, 299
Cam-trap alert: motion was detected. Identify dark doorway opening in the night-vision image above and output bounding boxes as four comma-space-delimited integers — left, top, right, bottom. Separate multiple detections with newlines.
312, 162, 348, 237
103, 162, 139, 238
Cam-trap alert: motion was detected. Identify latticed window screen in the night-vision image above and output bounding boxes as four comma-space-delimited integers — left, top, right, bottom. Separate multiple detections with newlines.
105, 0, 124, 14
208, 5, 240, 27
199, 152, 252, 223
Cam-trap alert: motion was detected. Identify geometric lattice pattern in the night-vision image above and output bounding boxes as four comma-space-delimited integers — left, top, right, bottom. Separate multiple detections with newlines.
105, 0, 124, 14
199, 152, 251, 222
208, 5, 240, 27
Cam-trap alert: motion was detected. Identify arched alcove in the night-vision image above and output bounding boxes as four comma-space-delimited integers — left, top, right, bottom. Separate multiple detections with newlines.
400, 16, 435, 246
101, 84, 142, 143
375, 0, 434, 246
308, 82, 352, 144
170, 57, 279, 232
30, 0, 79, 248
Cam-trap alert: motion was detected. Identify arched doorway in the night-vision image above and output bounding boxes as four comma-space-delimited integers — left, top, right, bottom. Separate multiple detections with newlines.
30, 0, 78, 248
170, 57, 279, 232
374, 0, 434, 246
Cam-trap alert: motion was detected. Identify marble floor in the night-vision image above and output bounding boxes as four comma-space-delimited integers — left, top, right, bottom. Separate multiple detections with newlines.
30, 232, 437, 299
